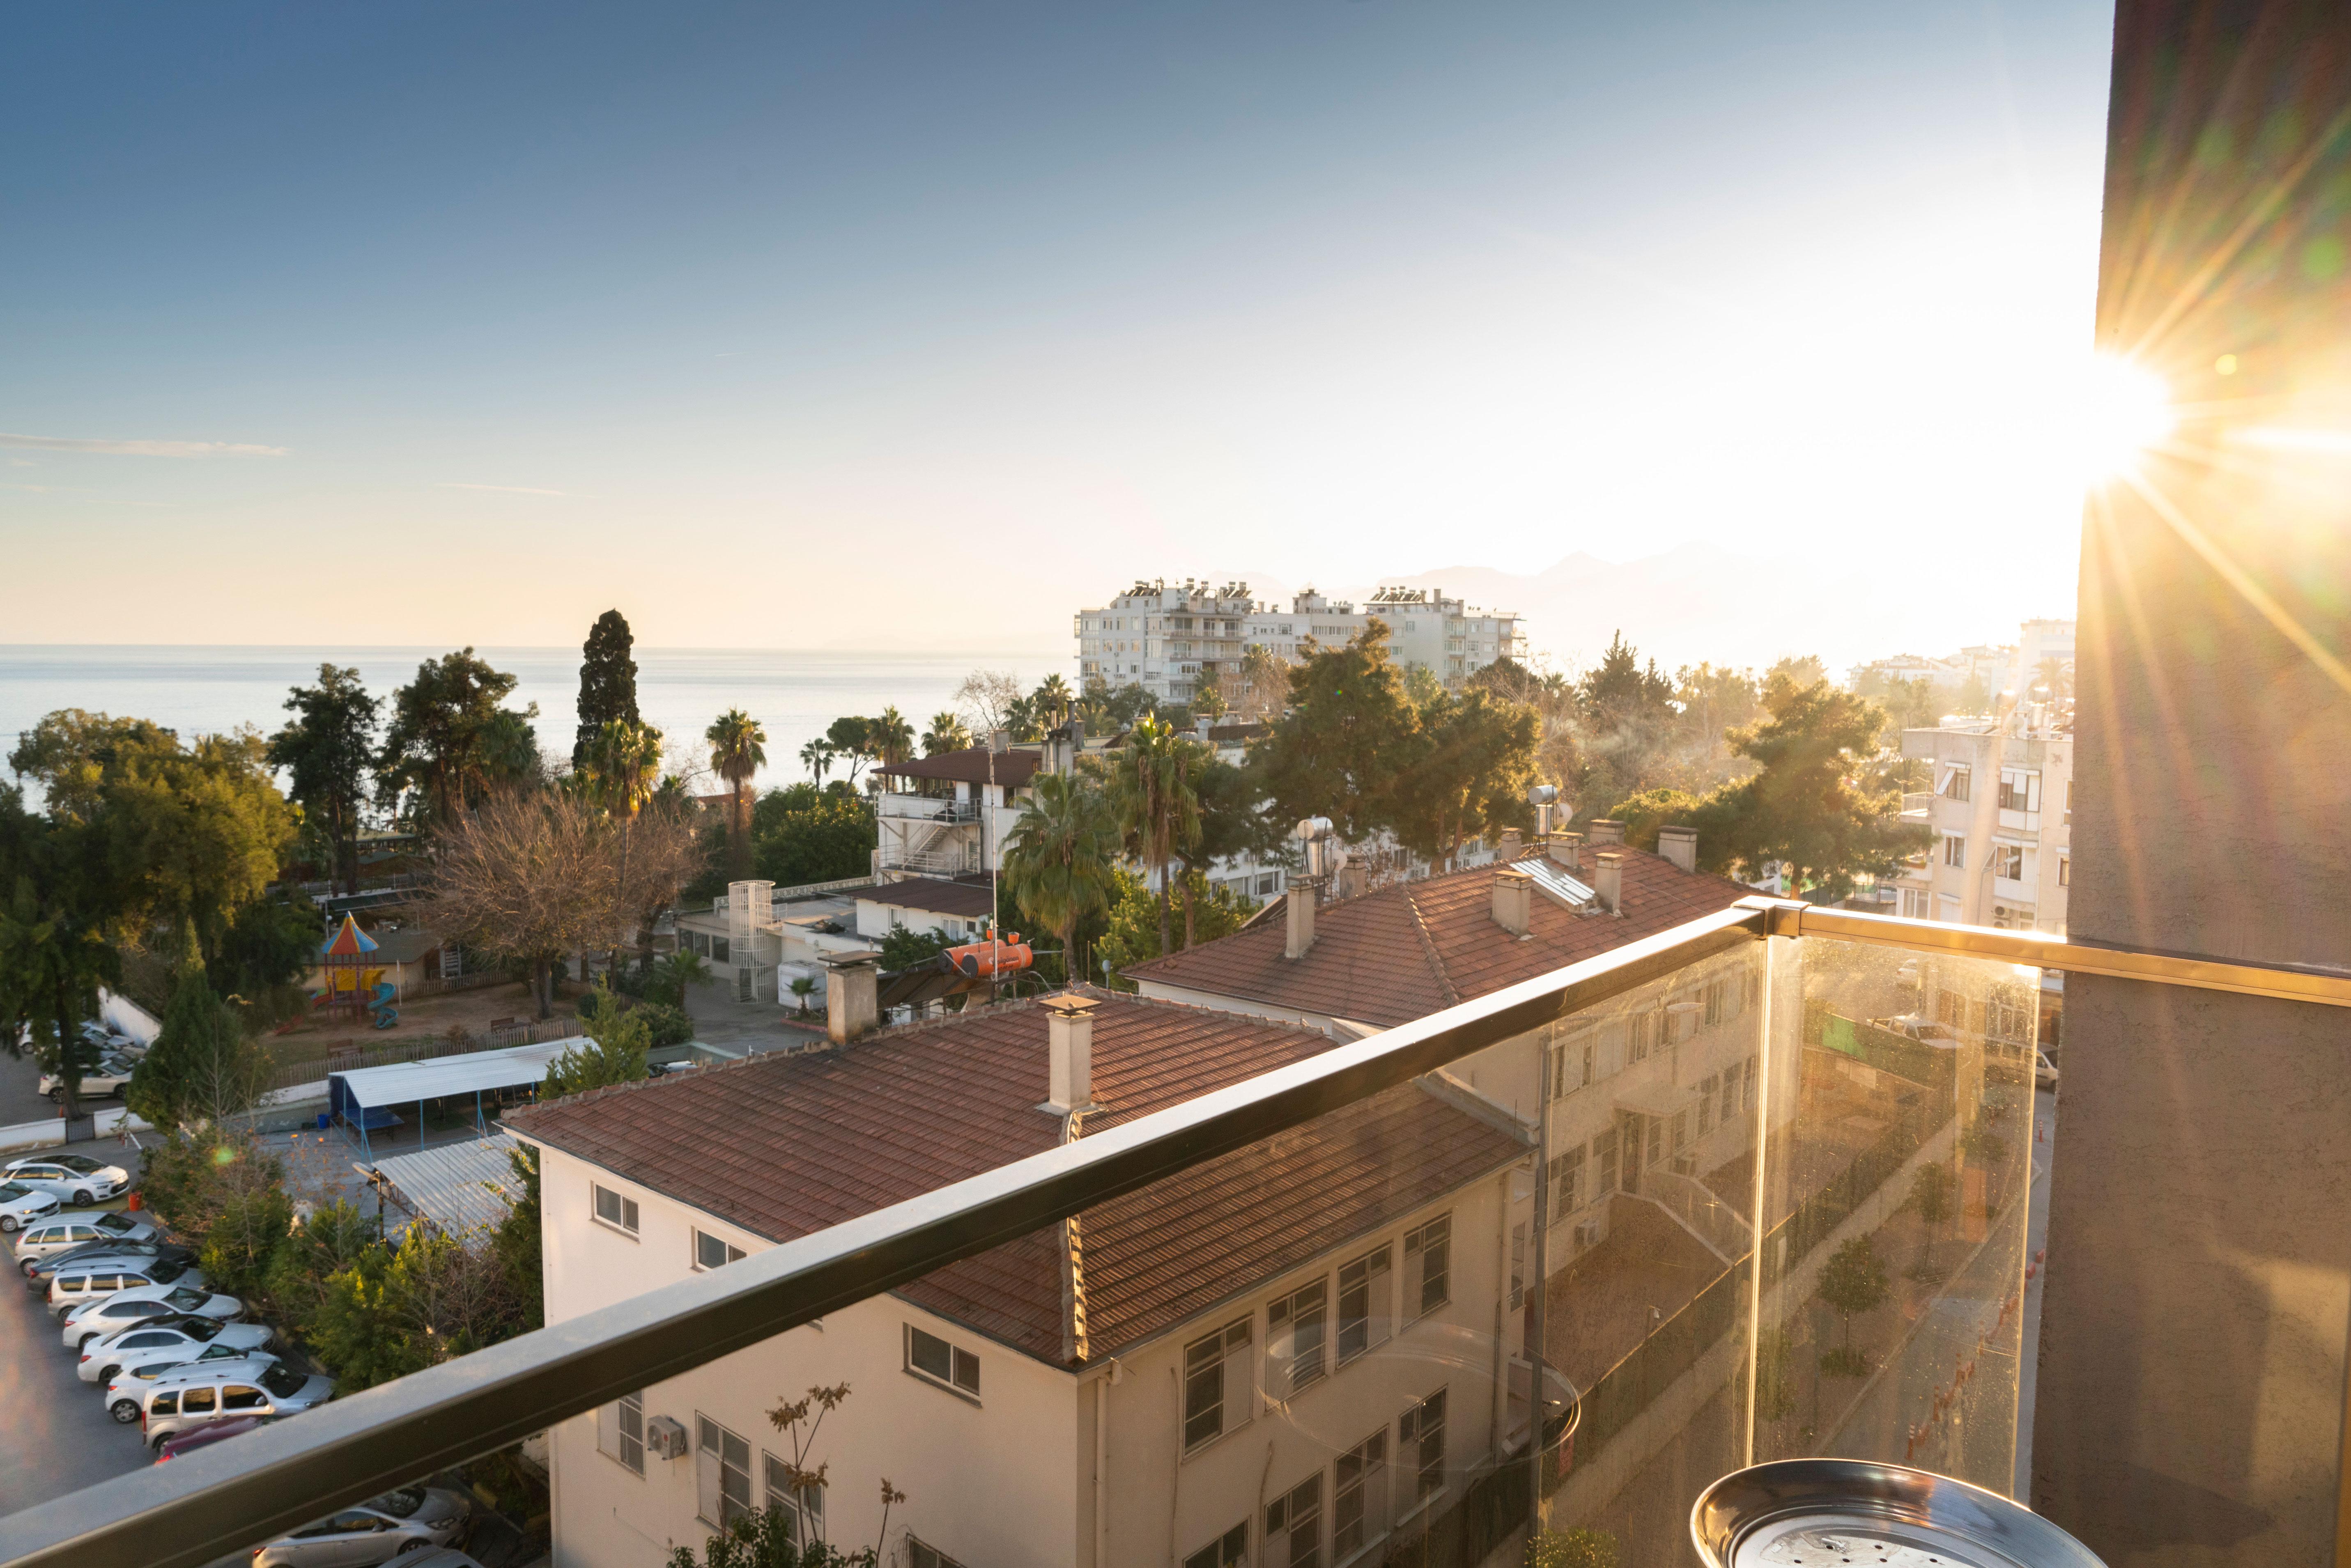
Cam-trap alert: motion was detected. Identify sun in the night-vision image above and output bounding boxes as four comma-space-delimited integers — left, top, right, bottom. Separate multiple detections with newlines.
2076, 355, 2176, 480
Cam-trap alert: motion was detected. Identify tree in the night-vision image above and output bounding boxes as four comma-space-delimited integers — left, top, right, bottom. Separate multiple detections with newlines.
823, 718, 874, 787
0, 787, 120, 1120
1001, 773, 1119, 985
952, 669, 1024, 735
1237, 644, 1289, 721
867, 707, 914, 768
1602, 787, 1709, 852
1248, 625, 1420, 846
2032, 657, 2073, 707
268, 664, 379, 894
377, 649, 538, 827
1815, 1234, 1890, 1365
1576, 632, 1679, 818
1032, 673, 1074, 728
1765, 654, 1828, 689
877, 925, 951, 972
1388, 688, 1540, 871
799, 739, 837, 784
1101, 716, 1204, 958
706, 710, 768, 876
1909, 1161, 1955, 1274
6, 710, 177, 824
491, 1145, 544, 1333
574, 610, 642, 771
921, 712, 972, 757
127, 970, 269, 1131
752, 785, 877, 886
1956, 670, 1992, 715
582, 719, 666, 820
545, 989, 650, 1095
1528, 1528, 1619, 1568
207, 893, 321, 1013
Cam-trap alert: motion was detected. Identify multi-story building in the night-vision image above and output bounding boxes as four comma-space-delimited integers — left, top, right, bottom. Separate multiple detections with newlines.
1076, 579, 1522, 706
511, 989, 1536, 1568
1889, 712, 2073, 934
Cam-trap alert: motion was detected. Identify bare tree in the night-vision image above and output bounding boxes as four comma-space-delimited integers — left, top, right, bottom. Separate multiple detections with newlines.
427, 792, 700, 1018
954, 669, 1024, 735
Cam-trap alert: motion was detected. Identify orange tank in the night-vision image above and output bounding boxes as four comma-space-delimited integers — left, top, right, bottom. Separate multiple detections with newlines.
947, 935, 1033, 977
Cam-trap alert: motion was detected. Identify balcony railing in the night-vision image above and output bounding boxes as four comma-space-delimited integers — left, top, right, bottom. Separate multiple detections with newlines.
6, 904, 2345, 1568
875, 793, 979, 823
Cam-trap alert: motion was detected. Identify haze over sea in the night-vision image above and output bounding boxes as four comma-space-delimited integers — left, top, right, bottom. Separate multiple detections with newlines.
0, 646, 1071, 801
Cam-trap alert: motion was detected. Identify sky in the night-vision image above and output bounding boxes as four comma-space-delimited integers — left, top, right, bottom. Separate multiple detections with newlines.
0, 3, 2117, 669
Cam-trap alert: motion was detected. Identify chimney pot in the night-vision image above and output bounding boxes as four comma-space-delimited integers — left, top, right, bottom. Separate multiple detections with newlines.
1042, 992, 1099, 1111
1657, 826, 1698, 875
1550, 832, 1584, 873
1492, 866, 1533, 936
1589, 819, 1625, 847
1495, 829, 1524, 863
1285, 883, 1318, 960
1595, 852, 1624, 914
823, 952, 880, 1043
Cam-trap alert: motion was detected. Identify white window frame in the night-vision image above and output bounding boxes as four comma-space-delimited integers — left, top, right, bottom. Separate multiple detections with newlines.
1944, 833, 1967, 869
1334, 1246, 1390, 1366
1332, 1426, 1391, 1561
692, 1229, 746, 1272
694, 1413, 752, 1529
1183, 1317, 1253, 1451
905, 1322, 981, 1400
592, 1183, 639, 1238
596, 1391, 645, 1475
762, 1451, 823, 1544
1264, 1473, 1324, 1568
1184, 1520, 1250, 1568
1268, 1276, 1330, 1396
1398, 1386, 1448, 1509
1402, 1214, 1452, 1323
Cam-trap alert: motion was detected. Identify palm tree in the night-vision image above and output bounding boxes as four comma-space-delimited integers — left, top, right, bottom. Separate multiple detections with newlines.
584, 719, 664, 818
799, 738, 834, 785
1001, 772, 1118, 987
1033, 673, 1074, 729
869, 707, 915, 767
922, 712, 973, 756
705, 709, 768, 875
2033, 657, 2074, 707
1107, 716, 1202, 957
1240, 644, 1288, 720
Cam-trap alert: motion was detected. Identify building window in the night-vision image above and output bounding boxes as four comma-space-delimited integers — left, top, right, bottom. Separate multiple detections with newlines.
2064, 781, 2073, 826
906, 1324, 981, 1398
907, 1540, 970, 1568
1626, 1010, 1657, 1062
1183, 1317, 1252, 1448
596, 1392, 644, 1474
1698, 1074, 1718, 1135
694, 1230, 745, 1271
1335, 1247, 1390, 1364
1403, 1215, 1450, 1320
1743, 1056, 1759, 1113
1509, 1223, 1526, 1311
1269, 1278, 1330, 1396
1399, 1387, 1448, 1504
695, 1416, 752, 1529
1992, 843, 2026, 880
593, 1184, 639, 1237
712, 936, 731, 964
1941, 765, 1972, 802
1597, 1132, 1619, 1197
762, 1452, 823, 1544
2058, 854, 2070, 887
1333, 1429, 1390, 1558
1550, 1144, 1586, 1214
1944, 834, 1967, 869
1185, 1522, 1249, 1568
1265, 1474, 1323, 1568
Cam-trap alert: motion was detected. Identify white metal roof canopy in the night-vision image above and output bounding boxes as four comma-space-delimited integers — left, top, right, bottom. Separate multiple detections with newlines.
329, 1038, 584, 1111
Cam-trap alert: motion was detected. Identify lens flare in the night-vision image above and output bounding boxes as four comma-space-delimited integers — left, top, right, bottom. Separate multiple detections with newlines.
2078, 356, 2176, 480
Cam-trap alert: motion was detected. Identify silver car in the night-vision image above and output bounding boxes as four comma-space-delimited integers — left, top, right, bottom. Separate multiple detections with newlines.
62, 1281, 240, 1349
252, 1486, 473, 1568
16, 1209, 159, 1265
39, 1054, 137, 1101
4, 1153, 131, 1206
106, 1347, 280, 1423
48, 1254, 203, 1318
0, 1180, 60, 1234
140, 1359, 332, 1448
80, 1313, 273, 1383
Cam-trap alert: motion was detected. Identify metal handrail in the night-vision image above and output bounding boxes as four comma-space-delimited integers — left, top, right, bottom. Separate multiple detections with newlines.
5, 899, 2343, 1568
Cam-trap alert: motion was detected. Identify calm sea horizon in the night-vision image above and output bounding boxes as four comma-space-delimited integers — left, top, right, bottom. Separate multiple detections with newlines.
0, 645, 1072, 799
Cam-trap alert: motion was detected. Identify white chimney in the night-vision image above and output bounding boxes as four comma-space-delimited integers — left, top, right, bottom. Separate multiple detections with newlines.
989, 728, 1011, 753
1550, 832, 1584, 873
1492, 866, 1533, 936
1042, 993, 1099, 1112
1588, 819, 1625, 847
1285, 883, 1317, 960
1495, 829, 1524, 863
1657, 826, 1698, 874
823, 952, 880, 1044
1595, 852, 1624, 914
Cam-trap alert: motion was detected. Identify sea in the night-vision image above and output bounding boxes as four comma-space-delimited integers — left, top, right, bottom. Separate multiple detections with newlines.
0, 645, 1071, 800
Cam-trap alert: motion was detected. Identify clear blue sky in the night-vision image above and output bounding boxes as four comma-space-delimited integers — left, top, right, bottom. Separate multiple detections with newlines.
0, 3, 2115, 661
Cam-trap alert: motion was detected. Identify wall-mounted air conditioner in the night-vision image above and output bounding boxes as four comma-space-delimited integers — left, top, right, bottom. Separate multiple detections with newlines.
646, 1415, 690, 1460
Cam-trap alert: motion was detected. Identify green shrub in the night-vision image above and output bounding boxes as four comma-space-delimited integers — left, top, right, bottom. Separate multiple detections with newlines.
636, 1002, 694, 1049
1529, 1527, 1619, 1568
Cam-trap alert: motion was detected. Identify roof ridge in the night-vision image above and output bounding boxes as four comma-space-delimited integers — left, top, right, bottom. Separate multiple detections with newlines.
1402, 884, 1461, 1009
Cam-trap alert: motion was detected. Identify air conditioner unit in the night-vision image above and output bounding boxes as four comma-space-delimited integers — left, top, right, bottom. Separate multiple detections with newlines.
1572, 1219, 1602, 1252
646, 1415, 690, 1460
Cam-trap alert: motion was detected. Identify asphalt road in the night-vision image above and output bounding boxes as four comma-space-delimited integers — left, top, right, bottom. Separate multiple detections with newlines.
0, 1214, 163, 1516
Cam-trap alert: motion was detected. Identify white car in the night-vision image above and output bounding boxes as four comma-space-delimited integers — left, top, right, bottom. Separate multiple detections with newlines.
106, 1350, 281, 1424
61, 1282, 241, 1349
4, 1153, 131, 1206
252, 1486, 473, 1568
79, 1313, 273, 1383
48, 1256, 203, 1319
0, 1180, 60, 1234
16, 1209, 161, 1266
39, 1054, 137, 1101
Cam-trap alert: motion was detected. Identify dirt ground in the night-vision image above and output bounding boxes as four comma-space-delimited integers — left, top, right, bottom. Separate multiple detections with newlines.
267, 976, 589, 1067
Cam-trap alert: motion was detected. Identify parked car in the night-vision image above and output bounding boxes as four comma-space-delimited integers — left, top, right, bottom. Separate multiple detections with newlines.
48, 1255, 203, 1319
16, 1209, 162, 1267
152, 1412, 273, 1464
107, 1348, 281, 1422
1870, 1012, 1965, 1047
4, 1153, 131, 1205
140, 1359, 332, 1448
0, 1180, 60, 1234
80, 1313, 273, 1382
39, 1054, 137, 1102
2036, 1048, 2060, 1092
252, 1486, 473, 1568
24, 1236, 194, 1292
62, 1281, 241, 1349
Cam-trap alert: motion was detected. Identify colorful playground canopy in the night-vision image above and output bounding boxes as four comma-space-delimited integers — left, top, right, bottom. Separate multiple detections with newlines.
322, 915, 379, 957
329, 1038, 585, 1113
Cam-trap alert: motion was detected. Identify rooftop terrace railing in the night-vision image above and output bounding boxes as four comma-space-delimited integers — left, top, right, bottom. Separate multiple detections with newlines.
3, 900, 2343, 1568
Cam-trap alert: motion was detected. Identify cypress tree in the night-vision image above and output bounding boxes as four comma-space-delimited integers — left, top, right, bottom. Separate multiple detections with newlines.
574, 610, 642, 770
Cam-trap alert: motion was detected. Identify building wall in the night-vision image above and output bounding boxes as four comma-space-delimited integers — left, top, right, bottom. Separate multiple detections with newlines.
2034, 2, 2351, 1561
1894, 725, 2071, 934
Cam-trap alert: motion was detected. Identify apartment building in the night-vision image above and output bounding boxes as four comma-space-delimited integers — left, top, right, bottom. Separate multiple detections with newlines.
1076, 578, 1522, 705
1890, 714, 2073, 934
510, 990, 1535, 1568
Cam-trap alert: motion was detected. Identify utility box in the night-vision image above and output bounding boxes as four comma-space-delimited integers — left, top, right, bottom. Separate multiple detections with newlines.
645, 1415, 689, 1461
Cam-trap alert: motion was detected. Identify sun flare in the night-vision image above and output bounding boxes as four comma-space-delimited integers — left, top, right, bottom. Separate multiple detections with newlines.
2078, 355, 2176, 480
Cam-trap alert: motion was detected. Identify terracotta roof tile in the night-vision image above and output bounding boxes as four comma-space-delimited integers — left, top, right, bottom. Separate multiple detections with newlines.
509, 989, 1519, 1366
875, 747, 1041, 786
861, 876, 997, 918
1127, 848, 1753, 1027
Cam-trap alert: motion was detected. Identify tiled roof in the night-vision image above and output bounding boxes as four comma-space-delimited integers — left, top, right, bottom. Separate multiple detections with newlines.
875, 747, 1042, 786
1126, 849, 1753, 1027
860, 876, 997, 919
507, 990, 1519, 1366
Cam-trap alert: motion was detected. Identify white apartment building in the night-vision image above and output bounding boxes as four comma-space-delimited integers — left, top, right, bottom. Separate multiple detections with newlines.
511, 990, 1537, 1568
1076, 579, 1522, 706
1891, 715, 2073, 933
